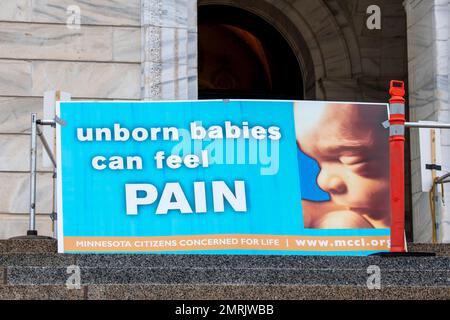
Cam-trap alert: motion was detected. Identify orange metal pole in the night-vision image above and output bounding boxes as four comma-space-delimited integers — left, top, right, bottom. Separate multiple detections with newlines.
389, 80, 406, 253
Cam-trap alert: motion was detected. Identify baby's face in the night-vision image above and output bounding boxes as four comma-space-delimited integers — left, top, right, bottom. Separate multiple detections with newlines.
296, 104, 390, 224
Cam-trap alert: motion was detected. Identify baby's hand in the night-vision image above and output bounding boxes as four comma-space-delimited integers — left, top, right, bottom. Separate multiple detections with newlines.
313, 210, 374, 229
302, 200, 347, 228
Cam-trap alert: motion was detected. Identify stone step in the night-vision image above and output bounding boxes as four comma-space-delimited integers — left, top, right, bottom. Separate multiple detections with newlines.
408, 243, 450, 256
3, 264, 449, 287
0, 239, 448, 299
0, 284, 448, 300
1, 254, 448, 289
0, 238, 57, 253
1, 238, 450, 256
0, 253, 449, 270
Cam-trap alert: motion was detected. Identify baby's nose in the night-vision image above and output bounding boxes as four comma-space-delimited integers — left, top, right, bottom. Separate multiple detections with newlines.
317, 172, 347, 195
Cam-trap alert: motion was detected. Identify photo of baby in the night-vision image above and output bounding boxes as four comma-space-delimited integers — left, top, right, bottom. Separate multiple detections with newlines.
294, 102, 390, 229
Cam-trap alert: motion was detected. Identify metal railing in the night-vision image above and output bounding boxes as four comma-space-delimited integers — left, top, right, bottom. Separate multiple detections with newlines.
403, 122, 450, 244
27, 113, 57, 238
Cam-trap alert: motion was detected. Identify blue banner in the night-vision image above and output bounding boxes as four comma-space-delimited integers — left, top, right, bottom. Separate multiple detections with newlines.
57, 100, 390, 255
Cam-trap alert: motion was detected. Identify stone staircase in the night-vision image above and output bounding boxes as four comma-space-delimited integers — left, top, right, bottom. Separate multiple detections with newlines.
0, 239, 448, 300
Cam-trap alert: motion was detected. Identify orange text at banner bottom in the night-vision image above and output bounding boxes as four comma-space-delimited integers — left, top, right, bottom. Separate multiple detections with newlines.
64, 235, 390, 252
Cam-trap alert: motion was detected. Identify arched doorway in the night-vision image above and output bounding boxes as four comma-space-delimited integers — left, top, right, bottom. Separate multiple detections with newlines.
198, 5, 304, 100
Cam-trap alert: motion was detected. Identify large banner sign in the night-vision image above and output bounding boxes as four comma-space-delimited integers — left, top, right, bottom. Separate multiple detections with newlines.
57, 100, 391, 255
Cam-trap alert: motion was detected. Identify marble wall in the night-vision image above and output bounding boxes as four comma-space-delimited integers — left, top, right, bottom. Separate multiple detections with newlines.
405, 0, 450, 243
0, 0, 198, 238
0, 0, 143, 238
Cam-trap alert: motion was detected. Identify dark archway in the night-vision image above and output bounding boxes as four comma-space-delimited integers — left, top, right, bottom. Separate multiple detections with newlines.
198, 5, 304, 100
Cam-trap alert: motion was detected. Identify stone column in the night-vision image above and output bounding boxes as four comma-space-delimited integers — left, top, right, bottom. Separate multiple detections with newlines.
141, 0, 198, 100
405, 0, 450, 242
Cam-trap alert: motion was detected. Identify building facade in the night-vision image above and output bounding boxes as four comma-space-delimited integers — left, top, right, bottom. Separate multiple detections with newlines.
0, 0, 448, 243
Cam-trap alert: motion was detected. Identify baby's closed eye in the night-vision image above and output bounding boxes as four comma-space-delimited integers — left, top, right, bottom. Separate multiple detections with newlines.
339, 155, 383, 178
339, 155, 367, 165
339, 155, 376, 176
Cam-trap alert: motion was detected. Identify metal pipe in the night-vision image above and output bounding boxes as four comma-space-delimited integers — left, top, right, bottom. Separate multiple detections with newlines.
52, 169, 57, 238
405, 122, 450, 129
27, 113, 38, 236
36, 127, 57, 168
435, 189, 440, 241
436, 172, 450, 184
